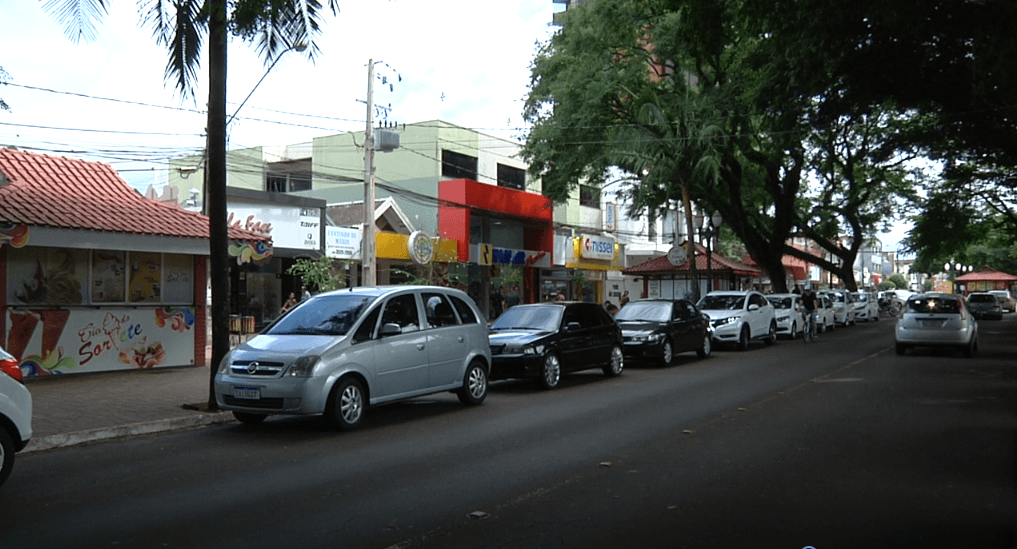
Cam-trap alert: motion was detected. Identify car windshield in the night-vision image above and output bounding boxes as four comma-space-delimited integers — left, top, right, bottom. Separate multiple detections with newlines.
826, 293, 845, 303
699, 295, 745, 311
968, 294, 996, 303
266, 295, 376, 336
614, 302, 670, 322
906, 297, 961, 314
766, 297, 795, 310
853, 293, 868, 302
490, 305, 563, 332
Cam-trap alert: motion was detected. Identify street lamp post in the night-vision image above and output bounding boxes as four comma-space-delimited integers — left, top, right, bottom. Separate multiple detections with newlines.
697, 210, 723, 295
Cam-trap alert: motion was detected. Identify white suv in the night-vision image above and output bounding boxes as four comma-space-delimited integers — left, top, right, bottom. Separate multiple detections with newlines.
1, 345, 33, 489
698, 291, 777, 351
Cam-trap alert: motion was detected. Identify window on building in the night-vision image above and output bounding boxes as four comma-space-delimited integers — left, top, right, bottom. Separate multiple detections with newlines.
497, 164, 526, 190
579, 184, 600, 208
266, 175, 287, 193
441, 150, 478, 180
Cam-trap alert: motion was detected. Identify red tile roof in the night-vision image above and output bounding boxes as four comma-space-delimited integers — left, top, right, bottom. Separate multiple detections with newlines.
0, 147, 267, 242
623, 242, 760, 276
955, 266, 1017, 282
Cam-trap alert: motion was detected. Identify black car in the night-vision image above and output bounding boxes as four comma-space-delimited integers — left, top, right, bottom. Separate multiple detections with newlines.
488, 302, 624, 389
614, 299, 712, 366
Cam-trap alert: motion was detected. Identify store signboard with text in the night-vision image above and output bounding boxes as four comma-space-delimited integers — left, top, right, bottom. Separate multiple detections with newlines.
325, 227, 362, 260
228, 200, 320, 251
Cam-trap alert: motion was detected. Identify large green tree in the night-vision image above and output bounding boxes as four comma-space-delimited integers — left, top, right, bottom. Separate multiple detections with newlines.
44, 0, 339, 408
524, 0, 1015, 291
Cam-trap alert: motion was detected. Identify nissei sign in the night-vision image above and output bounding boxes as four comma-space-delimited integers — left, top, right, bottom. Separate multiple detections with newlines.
580, 234, 614, 261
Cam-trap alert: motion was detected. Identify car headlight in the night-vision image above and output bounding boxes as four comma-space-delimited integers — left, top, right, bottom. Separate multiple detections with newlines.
216, 351, 233, 374
504, 345, 543, 355
288, 355, 321, 377
775, 313, 789, 321
632, 333, 664, 343
716, 316, 739, 326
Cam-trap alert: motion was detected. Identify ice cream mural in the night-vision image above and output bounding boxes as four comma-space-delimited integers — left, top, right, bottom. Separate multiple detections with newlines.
5, 307, 196, 376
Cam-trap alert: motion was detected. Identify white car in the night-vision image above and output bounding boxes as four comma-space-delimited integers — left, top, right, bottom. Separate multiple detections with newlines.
814, 293, 836, 333
988, 290, 1015, 313
215, 285, 492, 430
766, 294, 805, 339
697, 291, 777, 351
895, 293, 978, 357
850, 291, 880, 322
1, 346, 33, 489
820, 289, 855, 326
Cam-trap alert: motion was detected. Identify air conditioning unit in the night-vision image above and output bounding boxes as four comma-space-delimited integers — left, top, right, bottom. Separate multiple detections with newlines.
374, 129, 400, 152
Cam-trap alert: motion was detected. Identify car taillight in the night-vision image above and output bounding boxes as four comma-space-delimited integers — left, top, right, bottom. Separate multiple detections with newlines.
0, 357, 23, 383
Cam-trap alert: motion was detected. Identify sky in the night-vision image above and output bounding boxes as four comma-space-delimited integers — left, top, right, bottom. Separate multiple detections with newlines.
0, 0, 910, 253
1, 0, 557, 186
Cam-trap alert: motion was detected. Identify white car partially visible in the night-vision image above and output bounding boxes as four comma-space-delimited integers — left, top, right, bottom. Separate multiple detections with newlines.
698, 291, 777, 351
1, 346, 33, 489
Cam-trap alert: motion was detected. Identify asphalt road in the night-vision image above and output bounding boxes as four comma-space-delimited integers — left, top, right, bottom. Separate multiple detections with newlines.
2, 314, 1014, 549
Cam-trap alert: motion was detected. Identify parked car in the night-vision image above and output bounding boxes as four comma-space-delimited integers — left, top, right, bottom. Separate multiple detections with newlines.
613, 299, 712, 366
895, 293, 978, 357
814, 293, 836, 333
850, 291, 880, 322
488, 302, 624, 389
697, 291, 777, 351
766, 294, 805, 339
967, 292, 1004, 320
988, 290, 1016, 313
1, 345, 33, 489
820, 289, 855, 326
214, 286, 492, 430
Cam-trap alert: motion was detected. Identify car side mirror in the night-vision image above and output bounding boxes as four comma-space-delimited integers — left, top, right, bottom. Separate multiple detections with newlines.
380, 323, 402, 337
748, 304, 760, 312
565, 321, 582, 331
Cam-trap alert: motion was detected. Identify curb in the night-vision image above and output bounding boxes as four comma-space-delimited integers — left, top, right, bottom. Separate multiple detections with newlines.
22, 412, 237, 455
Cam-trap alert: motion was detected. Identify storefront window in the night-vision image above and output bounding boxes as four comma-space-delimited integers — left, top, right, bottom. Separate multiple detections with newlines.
128, 252, 162, 303
163, 254, 193, 304
91, 250, 126, 303
7, 247, 88, 306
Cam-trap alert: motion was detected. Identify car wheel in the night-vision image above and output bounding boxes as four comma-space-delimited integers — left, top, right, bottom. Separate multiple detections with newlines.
963, 336, 977, 358
457, 360, 488, 406
764, 321, 777, 345
737, 325, 750, 351
895, 342, 907, 355
696, 334, 712, 359
604, 345, 624, 377
538, 353, 561, 390
659, 339, 674, 367
789, 321, 797, 340
326, 377, 365, 430
0, 427, 15, 488
232, 411, 267, 425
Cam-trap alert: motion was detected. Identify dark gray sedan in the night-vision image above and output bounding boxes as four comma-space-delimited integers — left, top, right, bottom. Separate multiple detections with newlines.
967, 292, 1003, 320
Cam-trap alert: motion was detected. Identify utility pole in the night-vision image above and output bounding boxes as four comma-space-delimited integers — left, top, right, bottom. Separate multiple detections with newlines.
362, 59, 377, 287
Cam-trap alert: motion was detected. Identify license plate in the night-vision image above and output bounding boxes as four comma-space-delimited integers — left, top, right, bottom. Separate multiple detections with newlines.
233, 386, 260, 400
920, 320, 944, 328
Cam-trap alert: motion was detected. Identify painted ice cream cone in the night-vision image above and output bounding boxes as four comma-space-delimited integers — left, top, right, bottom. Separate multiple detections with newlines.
6, 310, 40, 361
40, 309, 71, 359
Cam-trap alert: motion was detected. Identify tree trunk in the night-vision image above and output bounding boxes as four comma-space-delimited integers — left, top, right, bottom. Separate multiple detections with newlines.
681, 180, 699, 302
206, 0, 229, 411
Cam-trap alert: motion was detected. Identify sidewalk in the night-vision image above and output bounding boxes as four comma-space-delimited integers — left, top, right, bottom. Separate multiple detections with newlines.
21, 361, 236, 454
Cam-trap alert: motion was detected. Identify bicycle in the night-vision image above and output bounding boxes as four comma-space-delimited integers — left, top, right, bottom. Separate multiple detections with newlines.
803, 310, 817, 343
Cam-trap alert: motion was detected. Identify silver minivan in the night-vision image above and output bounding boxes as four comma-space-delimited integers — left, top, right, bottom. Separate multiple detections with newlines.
214, 286, 492, 430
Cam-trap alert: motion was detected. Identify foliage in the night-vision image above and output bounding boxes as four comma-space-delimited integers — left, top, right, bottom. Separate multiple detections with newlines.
286, 256, 346, 292
888, 274, 908, 290
391, 261, 470, 288
524, 0, 1017, 290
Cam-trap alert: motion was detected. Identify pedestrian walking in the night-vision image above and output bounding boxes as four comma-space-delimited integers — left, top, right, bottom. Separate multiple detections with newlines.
505, 285, 522, 308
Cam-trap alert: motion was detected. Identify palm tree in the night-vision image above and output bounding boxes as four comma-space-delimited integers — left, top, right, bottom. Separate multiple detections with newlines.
44, 0, 339, 409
